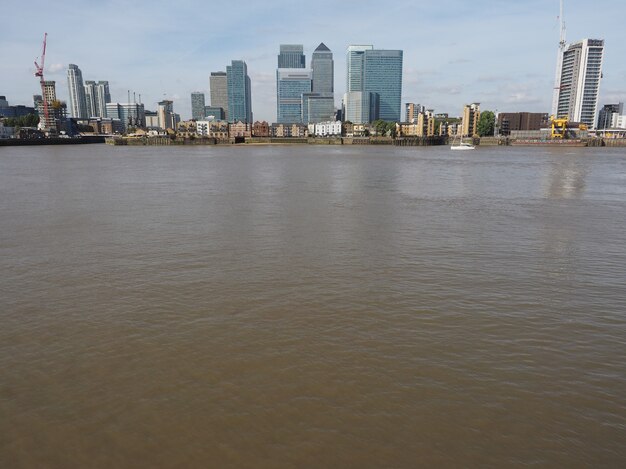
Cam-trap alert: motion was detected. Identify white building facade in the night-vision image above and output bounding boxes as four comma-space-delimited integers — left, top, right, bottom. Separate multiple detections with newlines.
555, 39, 604, 128
67, 64, 88, 118
311, 120, 342, 137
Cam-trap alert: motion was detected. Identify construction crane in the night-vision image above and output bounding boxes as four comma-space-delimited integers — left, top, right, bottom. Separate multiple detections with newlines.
551, 0, 567, 117
34, 33, 49, 131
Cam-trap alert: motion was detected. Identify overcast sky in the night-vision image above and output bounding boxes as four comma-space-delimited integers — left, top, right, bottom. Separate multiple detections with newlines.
2, 0, 625, 121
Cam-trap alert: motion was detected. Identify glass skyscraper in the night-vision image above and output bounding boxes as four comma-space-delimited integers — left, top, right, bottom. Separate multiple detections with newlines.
227, 61, 252, 123
277, 44, 309, 123
344, 46, 402, 123
307, 42, 335, 124
311, 43, 333, 94
363, 49, 403, 122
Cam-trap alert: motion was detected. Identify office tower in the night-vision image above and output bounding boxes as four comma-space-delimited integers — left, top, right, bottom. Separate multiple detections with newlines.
191, 92, 206, 120
304, 42, 335, 124
344, 45, 402, 123
106, 102, 145, 131
158, 100, 175, 129
554, 39, 604, 128
67, 64, 88, 118
278, 44, 305, 68
597, 103, 623, 129
462, 103, 480, 137
405, 103, 425, 123
210, 71, 228, 120
227, 60, 252, 123
311, 43, 333, 94
363, 49, 403, 122
276, 44, 309, 123
277, 69, 311, 123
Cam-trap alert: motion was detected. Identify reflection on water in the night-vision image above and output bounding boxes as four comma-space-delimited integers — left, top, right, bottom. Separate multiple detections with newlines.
546, 154, 589, 199
0, 144, 625, 468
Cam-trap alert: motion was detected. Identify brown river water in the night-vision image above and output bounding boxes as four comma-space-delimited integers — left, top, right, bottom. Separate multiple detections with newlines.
1, 144, 625, 468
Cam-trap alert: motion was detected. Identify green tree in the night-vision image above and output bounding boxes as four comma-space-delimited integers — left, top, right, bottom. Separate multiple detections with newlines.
477, 111, 495, 137
3, 113, 39, 128
371, 120, 397, 137
372, 119, 387, 136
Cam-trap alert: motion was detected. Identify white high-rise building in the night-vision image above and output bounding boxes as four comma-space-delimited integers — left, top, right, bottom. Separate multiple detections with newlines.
84, 81, 110, 118
67, 64, 88, 118
95, 81, 111, 118
84, 81, 97, 117
554, 39, 604, 128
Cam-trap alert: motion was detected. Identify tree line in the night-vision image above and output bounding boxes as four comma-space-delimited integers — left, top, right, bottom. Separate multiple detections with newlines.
2, 114, 40, 128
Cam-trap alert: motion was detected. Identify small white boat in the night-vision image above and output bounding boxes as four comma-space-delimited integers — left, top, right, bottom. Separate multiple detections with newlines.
450, 141, 475, 150
450, 132, 475, 150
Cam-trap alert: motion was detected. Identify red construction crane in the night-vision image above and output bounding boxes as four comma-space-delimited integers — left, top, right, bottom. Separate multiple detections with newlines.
34, 33, 49, 129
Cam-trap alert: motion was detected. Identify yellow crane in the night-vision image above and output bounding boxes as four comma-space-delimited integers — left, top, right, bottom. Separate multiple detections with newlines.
550, 116, 569, 139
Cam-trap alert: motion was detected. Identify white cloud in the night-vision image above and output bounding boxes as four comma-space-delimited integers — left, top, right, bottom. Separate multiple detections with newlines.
47, 63, 64, 73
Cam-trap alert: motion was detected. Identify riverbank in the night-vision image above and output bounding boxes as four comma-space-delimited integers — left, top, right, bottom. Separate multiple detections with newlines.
105, 135, 626, 147
4, 135, 625, 148
0, 135, 105, 146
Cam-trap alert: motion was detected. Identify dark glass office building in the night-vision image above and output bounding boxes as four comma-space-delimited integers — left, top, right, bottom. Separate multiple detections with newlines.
363, 50, 403, 122
227, 61, 252, 123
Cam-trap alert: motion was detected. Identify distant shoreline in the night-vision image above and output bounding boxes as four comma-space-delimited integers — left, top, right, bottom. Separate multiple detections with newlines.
2, 136, 625, 148
0, 136, 105, 146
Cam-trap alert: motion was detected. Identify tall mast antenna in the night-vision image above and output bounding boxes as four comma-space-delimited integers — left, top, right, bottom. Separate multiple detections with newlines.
551, 0, 567, 117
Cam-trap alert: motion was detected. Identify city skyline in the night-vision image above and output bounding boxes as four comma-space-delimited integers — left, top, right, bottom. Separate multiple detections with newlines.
2, 0, 625, 122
